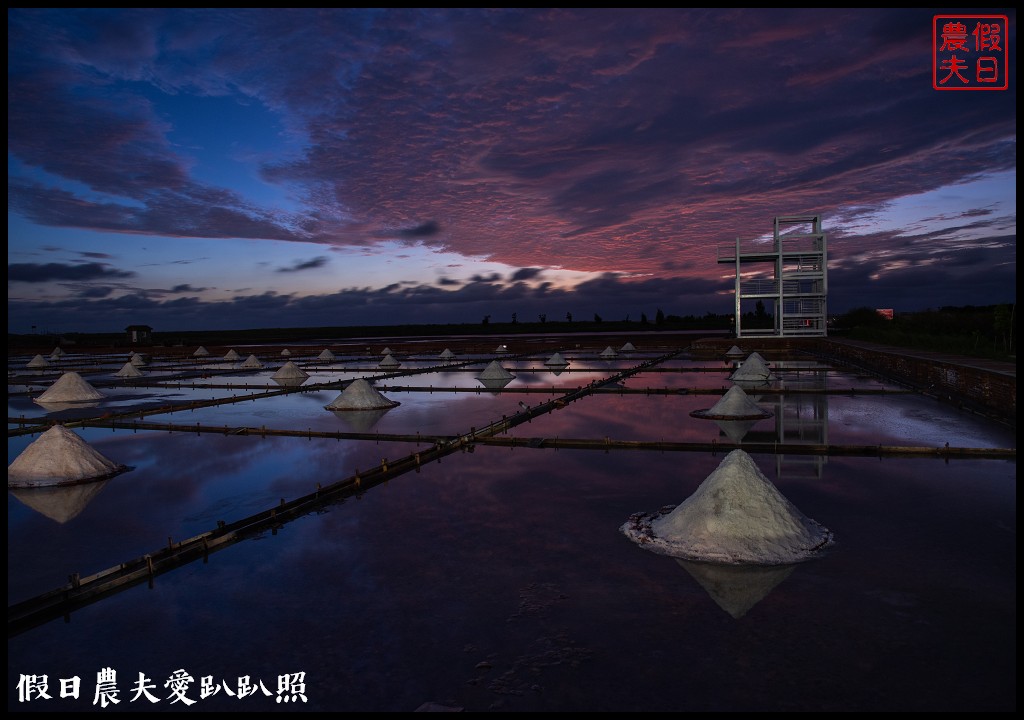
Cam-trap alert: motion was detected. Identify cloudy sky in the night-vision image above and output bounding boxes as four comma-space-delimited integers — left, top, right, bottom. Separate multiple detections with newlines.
7, 8, 1016, 334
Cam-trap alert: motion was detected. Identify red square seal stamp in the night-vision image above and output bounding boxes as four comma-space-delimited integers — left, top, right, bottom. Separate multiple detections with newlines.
933, 15, 1009, 90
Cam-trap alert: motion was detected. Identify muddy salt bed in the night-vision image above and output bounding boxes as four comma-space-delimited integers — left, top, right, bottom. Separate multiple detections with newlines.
7, 337, 1016, 712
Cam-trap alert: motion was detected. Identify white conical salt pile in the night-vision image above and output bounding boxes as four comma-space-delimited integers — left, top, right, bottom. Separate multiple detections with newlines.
380, 347, 392, 355
478, 360, 514, 381
27, 354, 51, 369
224, 349, 241, 361
316, 348, 336, 362
51, 346, 66, 357
495, 344, 509, 353
193, 346, 210, 357
544, 352, 569, 367
620, 342, 637, 352
379, 353, 401, 368
115, 361, 144, 378
281, 348, 292, 357
8, 425, 129, 487
729, 354, 777, 382
325, 378, 401, 410
600, 346, 617, 358
690, 385, 773, 420
272, 360, 309, 380
620, 449, 834, 565
725, 345, 745, 358
130, 353, 147, 366
240, 354, 264, 369
34, 371, 107, 404
439, 348, 455, 360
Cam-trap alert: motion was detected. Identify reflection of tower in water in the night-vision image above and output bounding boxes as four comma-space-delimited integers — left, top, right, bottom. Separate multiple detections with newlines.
733, 364, 829, 479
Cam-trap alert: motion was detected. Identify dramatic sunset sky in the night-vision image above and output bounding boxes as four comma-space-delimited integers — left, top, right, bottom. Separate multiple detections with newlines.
8, 8, 1016, 334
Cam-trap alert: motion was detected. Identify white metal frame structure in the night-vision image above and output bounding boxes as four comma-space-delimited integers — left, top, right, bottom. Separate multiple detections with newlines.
718, 214, 828, 338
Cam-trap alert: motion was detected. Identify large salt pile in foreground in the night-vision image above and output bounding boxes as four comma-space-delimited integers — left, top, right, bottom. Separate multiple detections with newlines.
325, 378, 400, 410
620, 449, 834, 565
34, 371, 107, 404
690, 385, 773, 420
8, 425, 129, 487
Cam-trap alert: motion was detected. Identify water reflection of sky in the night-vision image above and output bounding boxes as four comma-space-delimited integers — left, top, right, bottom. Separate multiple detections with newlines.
6, 346, 1016, 712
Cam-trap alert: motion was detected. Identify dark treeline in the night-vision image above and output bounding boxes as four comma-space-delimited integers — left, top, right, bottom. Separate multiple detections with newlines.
830, 304, 1016, 360
7, 312, 735, 351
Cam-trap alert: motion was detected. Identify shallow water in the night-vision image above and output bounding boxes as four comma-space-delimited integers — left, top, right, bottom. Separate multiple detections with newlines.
7, 344, 1015, 712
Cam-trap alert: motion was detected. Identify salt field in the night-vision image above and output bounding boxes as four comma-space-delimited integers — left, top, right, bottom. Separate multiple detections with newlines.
8, 336, 1016, 712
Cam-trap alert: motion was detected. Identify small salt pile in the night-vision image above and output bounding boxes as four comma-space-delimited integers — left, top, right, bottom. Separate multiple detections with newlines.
34, 371, 107, 404
729, 353, 777, 382
240, 354, 264, 369
690, 385, 772, 420
224, 349, 241, 361
325, 378, 400, 410
272, 360, 309, 380
115, 361, 144, 378
193, 346, 210, 357
544, 352, 569, 367
317, 348, 336, 362
599, 346, 617, 358
379, 353, 401, 368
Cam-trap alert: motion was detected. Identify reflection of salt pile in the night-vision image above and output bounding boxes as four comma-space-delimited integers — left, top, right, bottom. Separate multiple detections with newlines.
675, 559, 797, 619
193, 346, 210, 357
224, 349, 241, 361
34, 372, 107, 404
9, 480, 111, 523
544, 352, 569, 367
379, 353, 401, 369
27, 354, 51, 369
8, 425, 129, 488
115, 361, 144, 378
690, 385, 772, 420
317, 348, 336, 362
240, 354, 264, 369
272, 360, 309, 382
600, 346, 618, 358
325, 378, 400, 410
620, 449, 834, 565
729, 353, 777, 382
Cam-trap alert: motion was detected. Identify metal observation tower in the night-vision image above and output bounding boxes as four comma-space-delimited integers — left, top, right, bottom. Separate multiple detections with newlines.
718, 215, 828, 338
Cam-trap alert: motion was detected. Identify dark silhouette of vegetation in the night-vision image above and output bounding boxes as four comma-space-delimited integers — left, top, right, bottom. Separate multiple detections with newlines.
831, 304, 1016, 361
